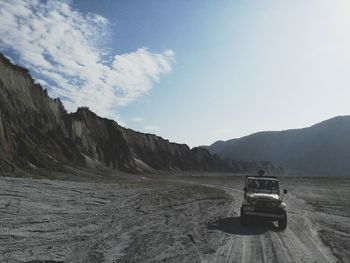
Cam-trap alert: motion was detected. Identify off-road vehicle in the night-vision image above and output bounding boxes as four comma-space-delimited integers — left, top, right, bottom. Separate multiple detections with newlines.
240, 171, 288, 230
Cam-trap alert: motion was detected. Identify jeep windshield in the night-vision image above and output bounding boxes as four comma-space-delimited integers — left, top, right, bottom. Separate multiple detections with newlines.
247, 178, 279, 191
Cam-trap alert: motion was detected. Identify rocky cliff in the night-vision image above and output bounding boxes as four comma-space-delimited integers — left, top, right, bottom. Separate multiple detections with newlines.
0, 53, 277, 174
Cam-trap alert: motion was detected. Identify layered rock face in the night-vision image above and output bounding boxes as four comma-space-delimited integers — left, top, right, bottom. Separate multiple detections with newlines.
0, 53, 276, 174
0, 54, 74, 171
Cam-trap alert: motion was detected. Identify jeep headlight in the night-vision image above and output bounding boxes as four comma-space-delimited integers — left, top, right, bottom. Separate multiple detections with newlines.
279, 202, 286, 209
273, 200, 281, 207
247, 197, 256, 205
247, 197, 255, 205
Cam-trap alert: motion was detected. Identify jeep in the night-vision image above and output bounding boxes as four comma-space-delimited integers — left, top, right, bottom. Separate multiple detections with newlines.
240, 171, 288, 230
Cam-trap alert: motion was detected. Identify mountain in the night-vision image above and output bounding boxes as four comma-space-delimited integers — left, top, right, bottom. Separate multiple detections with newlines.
0, 53, 277, 174
204, 117, 350, 176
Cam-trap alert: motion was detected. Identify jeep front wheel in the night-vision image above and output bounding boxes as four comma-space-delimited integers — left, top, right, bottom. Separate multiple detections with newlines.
278, 211, 287, 230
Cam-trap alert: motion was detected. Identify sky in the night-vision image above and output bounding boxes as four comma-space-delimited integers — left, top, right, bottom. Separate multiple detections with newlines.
1, 0, 350, 147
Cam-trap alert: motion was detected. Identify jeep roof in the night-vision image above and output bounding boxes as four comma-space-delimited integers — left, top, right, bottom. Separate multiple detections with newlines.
245, 175, 277, 179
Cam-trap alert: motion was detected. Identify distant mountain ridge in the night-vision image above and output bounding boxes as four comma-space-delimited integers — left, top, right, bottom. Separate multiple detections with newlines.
0, 53, 278, 174
204, 116, 350, 176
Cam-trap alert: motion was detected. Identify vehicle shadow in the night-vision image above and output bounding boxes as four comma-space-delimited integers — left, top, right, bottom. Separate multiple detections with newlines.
207, 216, 279, 235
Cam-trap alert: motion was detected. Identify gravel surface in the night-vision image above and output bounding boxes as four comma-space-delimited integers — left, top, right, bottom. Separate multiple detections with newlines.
0, 173, 348, 263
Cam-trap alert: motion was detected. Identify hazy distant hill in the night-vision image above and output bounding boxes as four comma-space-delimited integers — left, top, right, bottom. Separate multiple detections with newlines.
0, 53, 278, 174
204, 117, 350, 176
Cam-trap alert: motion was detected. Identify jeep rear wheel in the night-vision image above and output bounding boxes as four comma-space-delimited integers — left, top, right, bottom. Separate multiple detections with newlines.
278, 211, 287, 230
240, 207, 247, 226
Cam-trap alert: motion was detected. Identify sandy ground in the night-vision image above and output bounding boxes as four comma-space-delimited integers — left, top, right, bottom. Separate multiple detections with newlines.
0, 172, 349, 263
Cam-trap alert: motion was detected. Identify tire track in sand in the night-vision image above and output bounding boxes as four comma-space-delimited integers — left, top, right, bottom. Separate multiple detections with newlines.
197, 182, 337, 263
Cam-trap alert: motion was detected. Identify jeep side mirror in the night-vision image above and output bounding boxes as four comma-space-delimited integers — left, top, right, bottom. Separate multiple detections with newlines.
283, 189, 288, 194
243, 187, 247, 192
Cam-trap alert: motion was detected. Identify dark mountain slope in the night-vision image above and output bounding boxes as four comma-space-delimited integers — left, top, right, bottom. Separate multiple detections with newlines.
205, 117, 350, 175
0, 53, 275, 174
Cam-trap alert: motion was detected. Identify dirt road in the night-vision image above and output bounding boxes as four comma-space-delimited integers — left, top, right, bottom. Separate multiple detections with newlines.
203, 182, 336, 263
0, 173, 348, 262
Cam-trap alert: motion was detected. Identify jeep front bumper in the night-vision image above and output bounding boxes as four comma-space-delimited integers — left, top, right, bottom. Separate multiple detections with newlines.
243, 211, 285, 218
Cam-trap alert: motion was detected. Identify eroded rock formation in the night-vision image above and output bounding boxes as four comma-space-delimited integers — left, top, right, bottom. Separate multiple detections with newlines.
0, 53, 278, 174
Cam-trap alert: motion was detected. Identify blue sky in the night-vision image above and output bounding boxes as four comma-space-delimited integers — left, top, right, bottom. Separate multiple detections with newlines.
1, 1, 350, 147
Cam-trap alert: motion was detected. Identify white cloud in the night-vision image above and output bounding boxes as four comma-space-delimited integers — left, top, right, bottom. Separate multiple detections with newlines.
144, 126, 159, 132
0, 0, 175, 120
